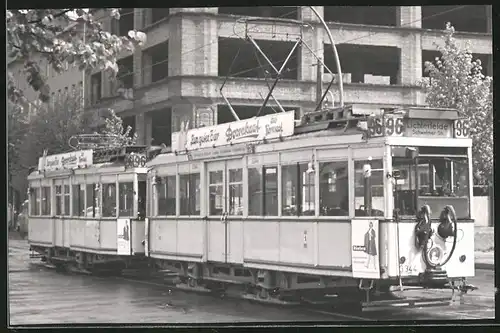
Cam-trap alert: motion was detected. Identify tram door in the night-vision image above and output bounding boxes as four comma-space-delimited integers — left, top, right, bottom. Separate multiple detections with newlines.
207, 159, 244, 263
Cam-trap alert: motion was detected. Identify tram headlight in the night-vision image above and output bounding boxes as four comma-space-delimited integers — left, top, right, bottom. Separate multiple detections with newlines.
427, 246, 443, 266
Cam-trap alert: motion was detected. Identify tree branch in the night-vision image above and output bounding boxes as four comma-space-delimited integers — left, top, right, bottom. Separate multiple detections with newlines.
27, 10, 71, 24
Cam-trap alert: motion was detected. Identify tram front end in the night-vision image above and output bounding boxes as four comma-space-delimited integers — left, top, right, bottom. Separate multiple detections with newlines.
377, 109, 476, 297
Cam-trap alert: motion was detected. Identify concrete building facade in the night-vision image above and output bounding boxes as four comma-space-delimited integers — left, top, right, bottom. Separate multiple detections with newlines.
10, 6, 493, 148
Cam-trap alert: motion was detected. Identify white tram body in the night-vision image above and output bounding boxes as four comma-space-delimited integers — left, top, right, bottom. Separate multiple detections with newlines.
27, 106, 475, 305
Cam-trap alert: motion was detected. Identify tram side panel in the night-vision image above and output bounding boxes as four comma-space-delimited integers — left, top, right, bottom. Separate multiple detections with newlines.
28, 217, 54, 247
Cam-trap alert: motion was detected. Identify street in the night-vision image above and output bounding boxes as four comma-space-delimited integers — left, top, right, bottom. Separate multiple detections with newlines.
8, 239, 494, 325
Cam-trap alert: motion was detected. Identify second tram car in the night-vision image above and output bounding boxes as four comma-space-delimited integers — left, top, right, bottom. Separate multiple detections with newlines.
27, 105, 476, 309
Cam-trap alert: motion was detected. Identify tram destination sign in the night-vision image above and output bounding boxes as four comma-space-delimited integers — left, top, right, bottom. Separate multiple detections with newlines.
405, 119, 452, 138
367, 116, 465, 139
174, 111, 295, 152
38, 149, 93, 172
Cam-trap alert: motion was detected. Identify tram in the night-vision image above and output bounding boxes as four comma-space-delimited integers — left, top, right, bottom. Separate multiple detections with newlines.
27, 105, 476, 309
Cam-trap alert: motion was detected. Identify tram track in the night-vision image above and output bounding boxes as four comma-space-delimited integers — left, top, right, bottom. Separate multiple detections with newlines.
16, 257, 493, 321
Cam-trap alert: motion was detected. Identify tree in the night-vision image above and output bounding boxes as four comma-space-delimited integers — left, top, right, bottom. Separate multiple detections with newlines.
7, 9, 146, 105
420, 23, 493, 185
100, 109, 138, 146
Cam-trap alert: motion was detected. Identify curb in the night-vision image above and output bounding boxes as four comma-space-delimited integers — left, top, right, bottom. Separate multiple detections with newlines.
475, 263, 494, 270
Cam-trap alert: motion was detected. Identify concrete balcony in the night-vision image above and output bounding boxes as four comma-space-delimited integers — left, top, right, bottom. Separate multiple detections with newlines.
86, 76, 425, 117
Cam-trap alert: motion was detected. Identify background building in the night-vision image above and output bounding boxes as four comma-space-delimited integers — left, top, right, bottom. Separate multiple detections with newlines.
9, 6, 493, 148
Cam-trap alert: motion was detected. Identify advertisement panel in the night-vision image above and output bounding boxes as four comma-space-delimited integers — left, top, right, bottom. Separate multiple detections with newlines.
172, 111, 295, 152
351, 219, 380, 279
117, 218, 131, 255
38, 149, 93, 172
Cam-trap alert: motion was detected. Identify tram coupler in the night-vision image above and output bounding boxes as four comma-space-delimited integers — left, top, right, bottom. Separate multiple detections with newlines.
420, 268, 449, 288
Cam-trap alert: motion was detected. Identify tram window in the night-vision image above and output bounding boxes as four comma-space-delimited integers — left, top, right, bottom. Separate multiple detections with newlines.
229, 169, 243, 216
392, 157, 417, 216
416, 156, 470, 218
282, 163, 315, 216
118, 182, 134, 217
157, 176, 176, 216
319, 161, 349, 216
30, 188, 40, 216
354, 160, 384, 217
41, 186, 51, 215
180, 173, 200, 216
102, 183, 117, 217
209, 171, 224, 216
86, 184, 100, 218
248, 168, 263, 216
63, 185, 70, 215
138, 181, 146, 219
248, 167, 278, 216
55, 185, 63, 215
72, 185, 85, 216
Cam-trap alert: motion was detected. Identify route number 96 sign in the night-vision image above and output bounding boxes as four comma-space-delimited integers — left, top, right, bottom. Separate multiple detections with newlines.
367, 116, 405, 138
125, 153, 147, 168
453, 119, 470, 138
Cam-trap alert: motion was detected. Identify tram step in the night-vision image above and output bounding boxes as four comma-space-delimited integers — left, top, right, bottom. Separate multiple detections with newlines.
242, 293, 300, 306
362, 297, 452, 311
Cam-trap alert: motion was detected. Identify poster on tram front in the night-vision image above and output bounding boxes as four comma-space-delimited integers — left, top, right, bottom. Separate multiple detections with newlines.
117, 218, 131, 255
351, 219, 381, 279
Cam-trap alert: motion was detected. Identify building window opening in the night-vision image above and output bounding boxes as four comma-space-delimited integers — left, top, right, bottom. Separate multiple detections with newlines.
157, 176, 176, 216
248, 166, 278, 216
422, 5, 489, 33
102, 183, 117, 217
90, 72, 102, 104
324, 6, 397, 26
150, 108, 172, 146
119, 182, 134, 217
72, 184, 85, 217
282, 163, 315, 216
218, 6, 298, 19
229, 169, 243, 216
319, 161, 349, 216
111, 8, 134, 37
151, 8, 170, 24
86, 184, 101, 218
217, 105, 296, 125
325, 44, 400, 85
144, 41, 169, 83
180, 173, 200, 216
116, 55, 134, 91
209, 170, 224, 216
354, 159, 384, 217
122, 116, 136, 139
218, 38, 299, 80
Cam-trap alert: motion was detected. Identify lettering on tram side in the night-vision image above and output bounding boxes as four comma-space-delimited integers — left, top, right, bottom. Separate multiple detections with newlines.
406, 119, 452, 138
38, 150, 93, 172
367, 116, 405, 138
174, 111, 295, 152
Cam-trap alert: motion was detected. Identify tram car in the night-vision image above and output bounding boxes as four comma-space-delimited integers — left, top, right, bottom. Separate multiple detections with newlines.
27, 105, 476, 309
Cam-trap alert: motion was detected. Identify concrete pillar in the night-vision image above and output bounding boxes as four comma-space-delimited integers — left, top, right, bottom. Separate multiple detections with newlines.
133, 9, 144, 87
144, 112, 153, 145
486, 5, 492, 33
487, 54, 493, 77
142, 53, 152, 86
167, 15, 182, 77
135, 112, 146, 145
397, 6, 421, 28
299, 25, 323, 82
299, 6, 323, 22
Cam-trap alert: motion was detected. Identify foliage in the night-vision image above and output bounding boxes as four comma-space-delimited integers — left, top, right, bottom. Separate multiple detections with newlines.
420, 23, 493, 185
101, 109, 138, 146
7, 9, 146, 105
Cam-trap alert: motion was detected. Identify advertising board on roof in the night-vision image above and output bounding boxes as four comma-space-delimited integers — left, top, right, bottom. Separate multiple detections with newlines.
38, 149, 93, 172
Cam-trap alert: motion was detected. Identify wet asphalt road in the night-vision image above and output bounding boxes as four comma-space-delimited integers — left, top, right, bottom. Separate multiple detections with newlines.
8, 239, 495, 325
